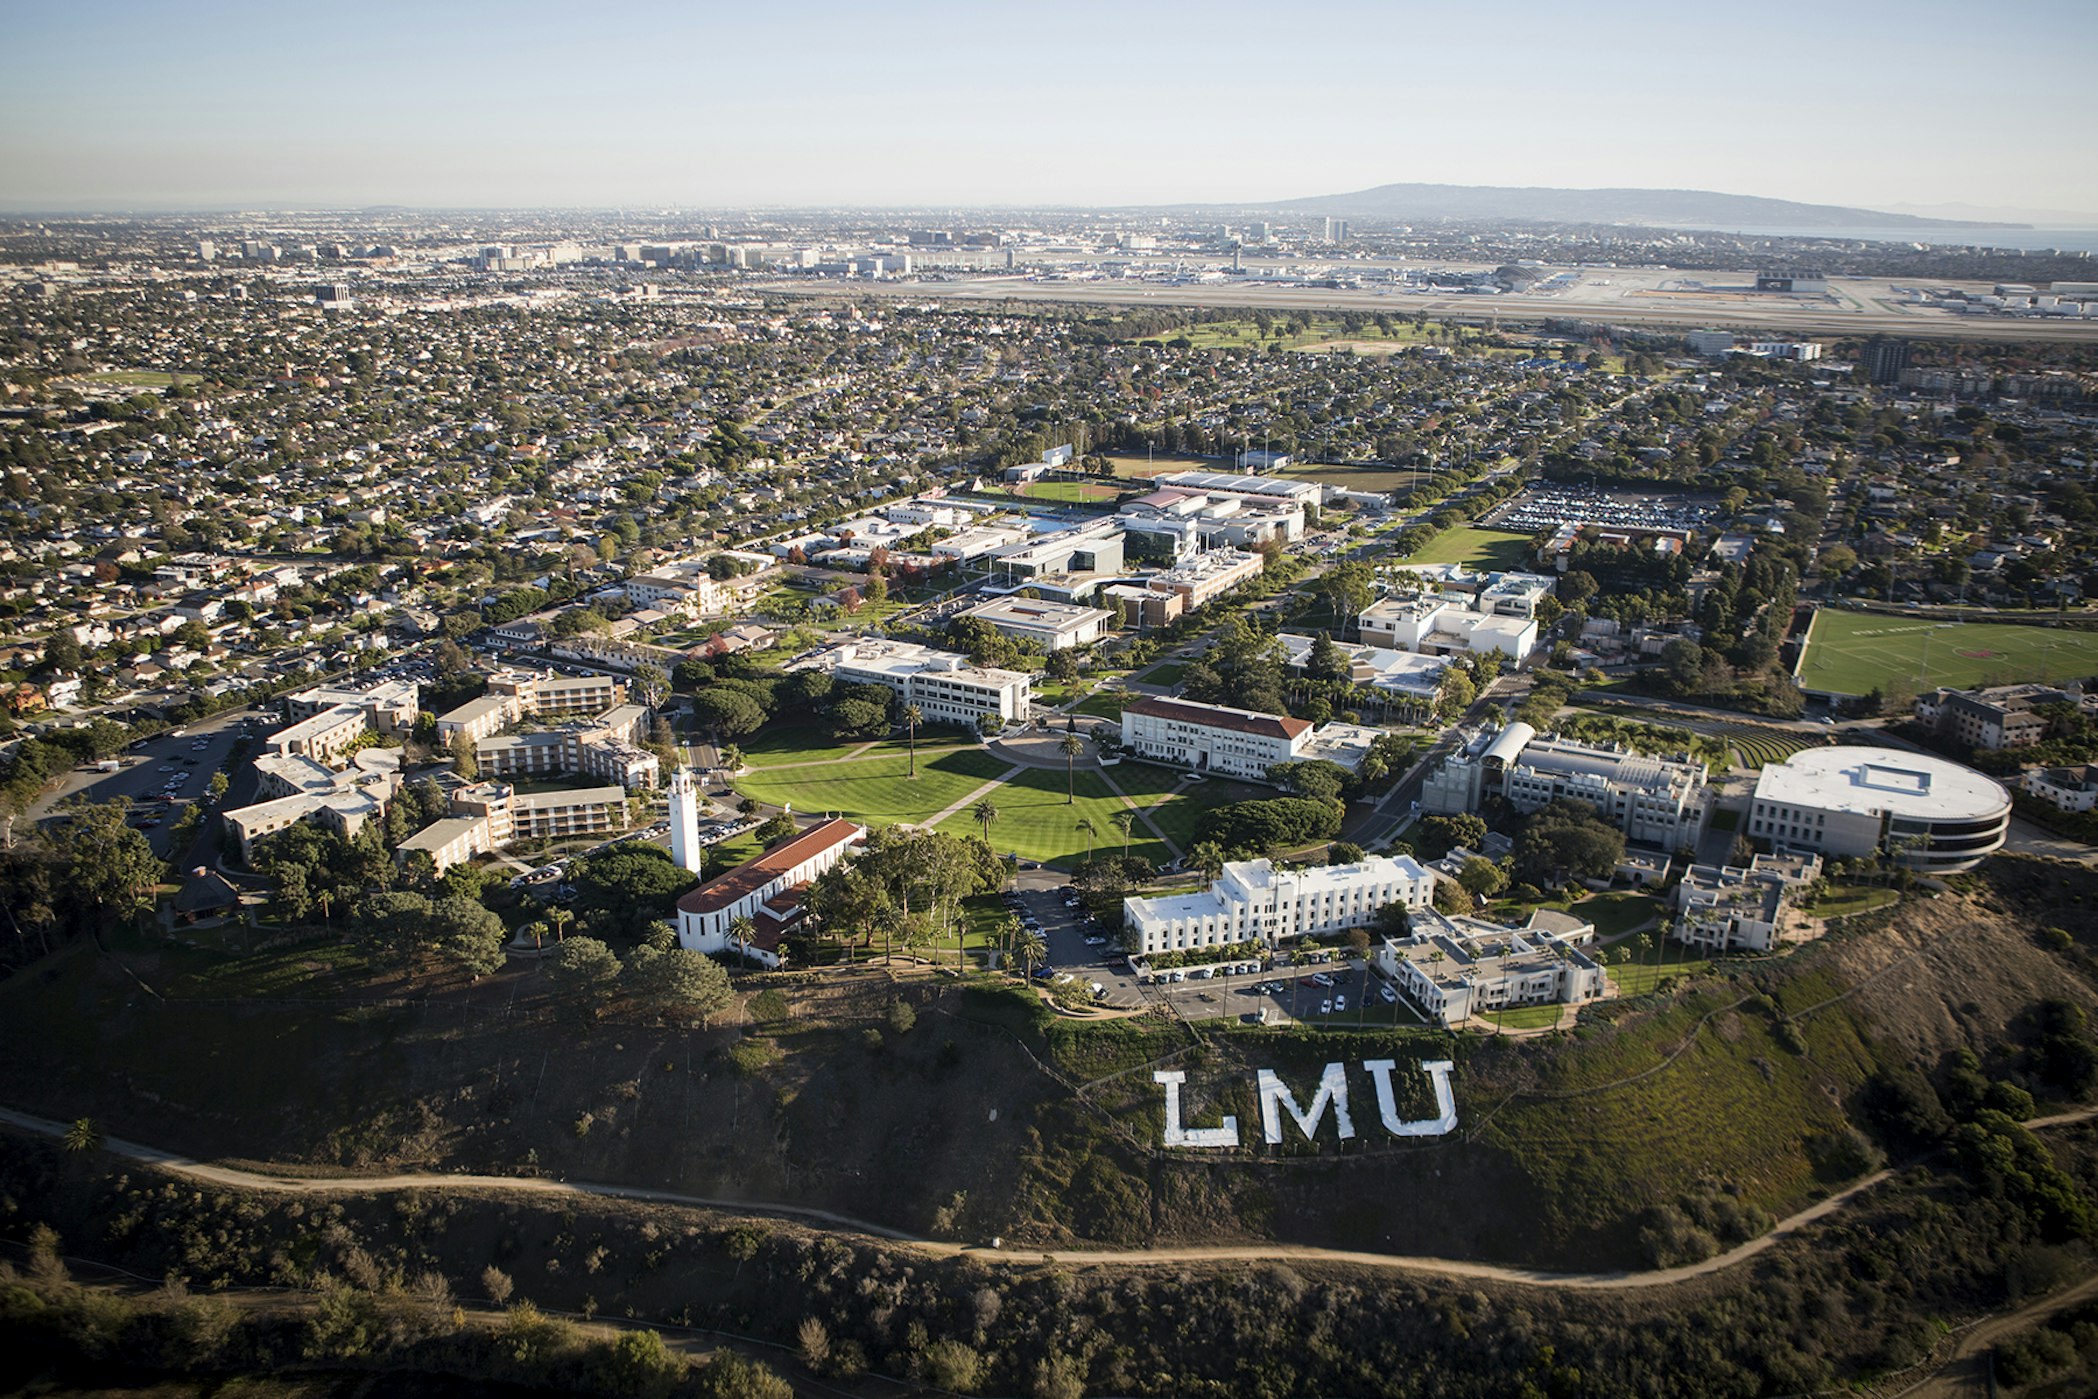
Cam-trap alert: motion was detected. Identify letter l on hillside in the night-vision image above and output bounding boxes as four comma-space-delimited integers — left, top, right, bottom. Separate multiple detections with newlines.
1153, 1070, 1239, 1148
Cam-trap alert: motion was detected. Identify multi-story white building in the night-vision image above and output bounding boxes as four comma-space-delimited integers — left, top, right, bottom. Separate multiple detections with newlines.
1122, 855, 1433, 956
1358, 593, 1537, 661
959, 595, 1112, 651
1748, 746, 2010, 873
1913, 683, 2094, 751
676, 818, 864, 968
284, 678, 420, 735
394, 782, 631, 876
2023, 764, 2098, 813
1145, 549, 1267, 610
1377, 908, 1605, 1027
809, 639, 1031, 729
1423, 722, 1711, 851
1672, 851, 1822, 953
1120, 697, 1311, 782
263, 703, 371, 766
224, 749, 402, 864
475, 703, 658, 790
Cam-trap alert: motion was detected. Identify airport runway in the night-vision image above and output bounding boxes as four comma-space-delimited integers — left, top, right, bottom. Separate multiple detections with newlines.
775, 274, 2098, 344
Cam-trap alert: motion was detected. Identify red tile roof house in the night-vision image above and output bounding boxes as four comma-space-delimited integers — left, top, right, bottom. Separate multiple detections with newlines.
674, 818, 864, 968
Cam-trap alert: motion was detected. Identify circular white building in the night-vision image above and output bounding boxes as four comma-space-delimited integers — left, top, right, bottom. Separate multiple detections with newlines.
1748, 746, 2010, 873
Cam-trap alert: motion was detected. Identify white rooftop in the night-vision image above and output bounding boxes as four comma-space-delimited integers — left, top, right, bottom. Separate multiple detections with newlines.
1754, 746, 2010, 821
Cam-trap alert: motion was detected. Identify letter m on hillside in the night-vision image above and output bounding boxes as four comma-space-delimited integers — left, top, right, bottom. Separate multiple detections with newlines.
1257, 1064, 1356, 1146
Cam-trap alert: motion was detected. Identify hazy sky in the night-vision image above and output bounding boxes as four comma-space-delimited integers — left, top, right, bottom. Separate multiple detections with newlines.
3, 0, 2094, 216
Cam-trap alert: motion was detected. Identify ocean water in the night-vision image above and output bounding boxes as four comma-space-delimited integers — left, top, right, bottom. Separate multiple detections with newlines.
1709, 225, 2098, 255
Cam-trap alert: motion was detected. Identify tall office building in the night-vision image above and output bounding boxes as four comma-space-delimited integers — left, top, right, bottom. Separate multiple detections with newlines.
1861, 337, 1910, 385
1322, 217, 1348, 242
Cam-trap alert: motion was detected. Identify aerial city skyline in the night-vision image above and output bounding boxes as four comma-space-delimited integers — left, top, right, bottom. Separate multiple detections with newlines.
5, 3, 2098, 1397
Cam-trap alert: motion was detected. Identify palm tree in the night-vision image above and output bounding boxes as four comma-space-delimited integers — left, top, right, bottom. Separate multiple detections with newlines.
729, 914, 758, 966
1189, 840, 1227, 885
972, 796, 1000, 845
719, 743, 743, 773
994, 913, 1022, 967
901, 704, 923, 779
548, 906, 572, 943
63, 1118, 102, 1155
1111, 810, 1136, 857
1014, 928, 1048, 981
1075, 816, 1098, 858
1059, 734, 1084, 805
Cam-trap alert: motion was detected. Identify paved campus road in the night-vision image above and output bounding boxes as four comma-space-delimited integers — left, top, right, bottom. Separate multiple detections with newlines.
8, 1103, 2093, 1296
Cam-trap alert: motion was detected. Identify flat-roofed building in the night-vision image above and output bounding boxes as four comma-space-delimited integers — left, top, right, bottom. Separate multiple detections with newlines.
1377, 908, 1605, 1027
1423, 722, 1711, 850
284, 678, 420, 735
1749, 746, 2009, 873
990, 522, 1125, 580
2023, 764, 2098, 813
435, 693, 514, 745
1913, 682, 2094, 751
676, 818, 863, 968
1673, 851, 1822, 953
960, 595, 1112, 651
475, 702, 657, 789
1124, 855, 1433, 957
1359, 594, 1538, 661
1147, 548, 1266, 610
263, 703, 369, 765
809, 638, 1031, 729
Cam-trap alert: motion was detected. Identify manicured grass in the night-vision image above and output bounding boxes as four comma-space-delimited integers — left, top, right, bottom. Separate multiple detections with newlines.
1104, 453, 1216, 480
1716, 723, 1828, 770
737, 720, 971, 769
1101, 761, 1267, 854
1398, 526, 1535, 571
937, 765, 1169, 870
1021, 479, 1124, 504
1137, 660, 1187, 687
1796, 608, 2098, 696
735, 748, 1011, 827
1804, 884, 1899, 919
1070, 690, 1132, 720
1607, 952, 1710, 998
1481, 1003, 1568, 1031
1576, 890, 1665, 939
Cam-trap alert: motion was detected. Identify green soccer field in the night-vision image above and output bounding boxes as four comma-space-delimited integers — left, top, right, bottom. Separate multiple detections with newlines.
1795, 609, 2098, 696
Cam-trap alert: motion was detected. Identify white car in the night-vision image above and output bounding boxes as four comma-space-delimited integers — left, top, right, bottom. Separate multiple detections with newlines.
1319, 999, 1333, 1016
1334, 994, 1348, 1012
1311, 972, 1336, 988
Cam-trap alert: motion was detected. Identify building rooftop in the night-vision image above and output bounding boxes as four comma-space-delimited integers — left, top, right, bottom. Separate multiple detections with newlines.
677, 818, 862, 917
1124, 696, 1310, 741
1754, 745, 2010, 821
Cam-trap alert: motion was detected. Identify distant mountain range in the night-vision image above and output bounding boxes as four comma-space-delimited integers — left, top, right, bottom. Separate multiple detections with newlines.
1230, 182, 2015, 230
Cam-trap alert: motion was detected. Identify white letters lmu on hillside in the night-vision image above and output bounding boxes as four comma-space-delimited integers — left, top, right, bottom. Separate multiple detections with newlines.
1154, 1059, 1458, 1149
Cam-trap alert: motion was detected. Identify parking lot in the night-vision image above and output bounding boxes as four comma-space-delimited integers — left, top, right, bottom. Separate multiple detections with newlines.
34, 707, 263, 859
1003, 883, 1144, 1007
1144, 956, 1422, 1029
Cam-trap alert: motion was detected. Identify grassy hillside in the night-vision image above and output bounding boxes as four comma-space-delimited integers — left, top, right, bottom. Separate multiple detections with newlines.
0, 860, 2093, 1272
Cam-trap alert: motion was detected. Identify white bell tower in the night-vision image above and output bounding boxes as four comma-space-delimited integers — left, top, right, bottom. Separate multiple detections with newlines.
667, 767, 703, 874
